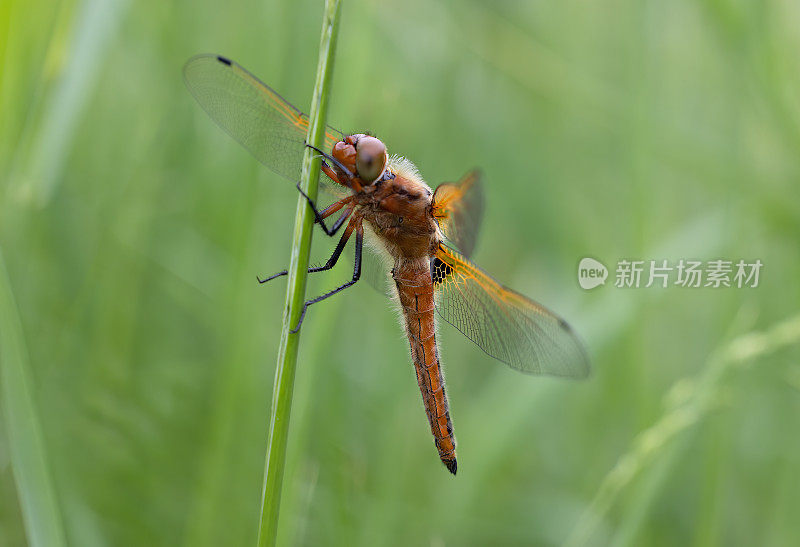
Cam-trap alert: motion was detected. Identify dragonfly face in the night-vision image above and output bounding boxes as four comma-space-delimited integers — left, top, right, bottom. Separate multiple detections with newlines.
332, 134, 388, 185
184, 54, 590, 475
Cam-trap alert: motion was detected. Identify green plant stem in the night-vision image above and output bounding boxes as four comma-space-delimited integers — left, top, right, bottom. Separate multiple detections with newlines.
0, 248, 67, 547
256, 2, 341, 546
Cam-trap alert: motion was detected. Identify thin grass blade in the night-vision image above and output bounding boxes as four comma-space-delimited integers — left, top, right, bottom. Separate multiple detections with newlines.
0, 249, 67, 547
256, 1, 342, 546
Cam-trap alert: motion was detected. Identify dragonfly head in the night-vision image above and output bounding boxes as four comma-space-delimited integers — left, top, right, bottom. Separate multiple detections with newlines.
333, 134, 387, 186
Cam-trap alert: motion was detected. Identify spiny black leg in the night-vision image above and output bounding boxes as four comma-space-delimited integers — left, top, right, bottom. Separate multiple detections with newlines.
289, 223, 362, 334
295, 181, 352, 237
257, 208, 354, 284
305, 144, 354, 180
325, 205, 352, 235
295, 181, 329, 234
307, 222, 352, 274
257, 269, 288, 284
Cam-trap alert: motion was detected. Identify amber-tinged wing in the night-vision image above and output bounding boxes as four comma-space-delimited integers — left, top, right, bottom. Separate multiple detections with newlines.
432, 245, 589, 377
431, 170, 484, 257
183, 54, 343, 188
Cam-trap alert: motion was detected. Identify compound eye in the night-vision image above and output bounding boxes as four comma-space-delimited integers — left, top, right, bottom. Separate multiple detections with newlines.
355, 136, 387, 183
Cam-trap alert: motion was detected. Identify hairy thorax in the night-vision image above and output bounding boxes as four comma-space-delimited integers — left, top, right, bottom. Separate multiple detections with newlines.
357, 165, 441, 265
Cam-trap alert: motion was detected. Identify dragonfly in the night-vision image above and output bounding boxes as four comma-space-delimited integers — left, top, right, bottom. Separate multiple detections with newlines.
184, 54, 590, 475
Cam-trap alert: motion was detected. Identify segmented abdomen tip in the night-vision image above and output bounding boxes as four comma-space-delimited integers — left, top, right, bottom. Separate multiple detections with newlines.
443, 457, 457, 475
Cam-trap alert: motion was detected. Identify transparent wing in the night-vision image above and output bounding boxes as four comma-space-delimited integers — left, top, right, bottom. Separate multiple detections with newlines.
183, 54, 344, 188
184, 55, 390, 293
333, 225, 393, 295
432, 245, 589, 377
431, 170, 484, 257
358, 225, 395, 294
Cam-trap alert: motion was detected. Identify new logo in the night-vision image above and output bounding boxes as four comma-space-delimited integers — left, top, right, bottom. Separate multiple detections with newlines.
578, 257, 608, 290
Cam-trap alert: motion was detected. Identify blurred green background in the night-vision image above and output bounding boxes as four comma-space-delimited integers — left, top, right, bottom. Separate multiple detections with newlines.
2, 0, 800, 545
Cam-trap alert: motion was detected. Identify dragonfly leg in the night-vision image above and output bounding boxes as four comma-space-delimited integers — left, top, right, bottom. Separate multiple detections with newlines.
305, 144, 353, 180
289, 217, 363, 333
257, 204, 355, 284
306, 144, 363, 193
320, 162, 341, 185
295, 184, 355, 237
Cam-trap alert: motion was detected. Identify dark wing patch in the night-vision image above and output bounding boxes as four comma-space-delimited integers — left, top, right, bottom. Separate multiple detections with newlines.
432, 245, 590, 378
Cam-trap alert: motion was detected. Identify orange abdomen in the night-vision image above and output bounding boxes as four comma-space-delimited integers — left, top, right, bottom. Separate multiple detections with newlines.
393, 264, 457, 475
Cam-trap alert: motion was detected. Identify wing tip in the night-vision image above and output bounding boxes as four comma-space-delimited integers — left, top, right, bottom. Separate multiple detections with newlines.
464, 167, 483, 186
564, 340, 592, 380
556, 318, 592, 379
573, 358, 592, 379
183, 53, 233, 83
443, 457, 457, 475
